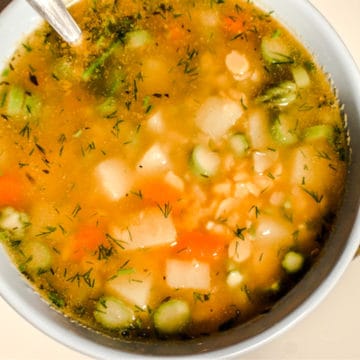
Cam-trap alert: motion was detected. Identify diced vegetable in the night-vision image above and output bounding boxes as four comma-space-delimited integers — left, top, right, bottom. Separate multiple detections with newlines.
153, 299, 190, 335
291, 66, 311, 88
82, 40, 120, 81
226, 270, 244, 287
229, 133, 249, 156
225, 50, 250, 80
0, 173, 26, 208
247, 109, 272, 149
256, 215, 293, 243
110, 207, 177, 250
0, 207, 29, 239
253, 150, 278, 174
66, 225, 107, 261
107, 273, 152, 309
6, 85, 25, 116
25, 242, 52, 274
271, 114, 298, 145
195, 96, 243, 139
146, 111, 165, 133
257, 81, 297, 106
1, 85, 41, 118
228, 238, 252, 263
223, 14, 246, 35
281, 251, 304, 273
303, 124, 334, 143
136, 144, 169, 174
190, 144, 220, 177
261, 35, 294, 65
174, 230, 226, 262
126, 29, 151, 48
95, 158, 133, 201
166, 259, 210, 289
290, 144, 336, 194
138, 175, 183, 205
164, 171, 185, 193
94, 296, 135, 330
97, 97, 118, 117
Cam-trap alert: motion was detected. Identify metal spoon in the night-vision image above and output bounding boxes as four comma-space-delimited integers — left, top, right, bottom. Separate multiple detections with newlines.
26, 0, 81, 44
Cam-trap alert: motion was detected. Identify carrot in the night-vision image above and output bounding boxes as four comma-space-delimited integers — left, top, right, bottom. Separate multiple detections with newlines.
136, 176, 183, 210
166, 21, 189, 44
0, 173, 25, 208
223, 15, 246, 35
173, 230, 228, 262
68, 224, 107, 262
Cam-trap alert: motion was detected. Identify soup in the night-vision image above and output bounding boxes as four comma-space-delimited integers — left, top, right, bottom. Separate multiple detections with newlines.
0, 0, 348, 339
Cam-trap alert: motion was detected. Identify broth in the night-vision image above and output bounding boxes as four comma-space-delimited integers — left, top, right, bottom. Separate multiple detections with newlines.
0, 0, 348, 339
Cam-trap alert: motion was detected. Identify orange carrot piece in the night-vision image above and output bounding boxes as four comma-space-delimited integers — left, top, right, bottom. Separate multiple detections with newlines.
69, 225, 107, 262
0, 173, 25, 208
137, 177, 183, 206
173, 230, 228, 262
223, 15, 246, 35
167, 25, 186, 42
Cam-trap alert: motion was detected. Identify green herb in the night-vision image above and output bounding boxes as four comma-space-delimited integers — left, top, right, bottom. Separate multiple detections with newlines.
18, 162, 29, 168
142, 95, 153, 113
234, 226, 246, 240
108, 259, 134, 280
157, 202, 172, 218
67, 267, 95, 288
19, 256, 33, 273
241, 284, 254, 303
130, 189, 143, 199
10, 239, 22, 247
193, 292, 211, 303
177, 46, 199, 76
111, 119, 124, 137
35, 143, 46, 155
249, 205, 260, 218
105, 233, 126, 249
36, 225, 57, 237
71, 203, 82, 218
48, 290, 65, 308
97, 244, 114, 260
302, 187, 323, 203
29, 72, 39, 86
19, 122, 31, 139
22, 43, 32, 52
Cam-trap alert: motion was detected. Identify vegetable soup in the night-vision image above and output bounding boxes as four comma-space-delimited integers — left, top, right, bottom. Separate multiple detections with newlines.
0, 0, 348, 339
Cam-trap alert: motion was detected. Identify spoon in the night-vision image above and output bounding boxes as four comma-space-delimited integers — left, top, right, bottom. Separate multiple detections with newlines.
26, 0, 81, 44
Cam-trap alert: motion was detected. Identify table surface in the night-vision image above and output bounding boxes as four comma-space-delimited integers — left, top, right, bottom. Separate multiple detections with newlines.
1, 0, 360, 359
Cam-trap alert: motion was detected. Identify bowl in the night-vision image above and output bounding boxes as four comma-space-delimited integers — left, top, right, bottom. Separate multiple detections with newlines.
0, 0, 360, 359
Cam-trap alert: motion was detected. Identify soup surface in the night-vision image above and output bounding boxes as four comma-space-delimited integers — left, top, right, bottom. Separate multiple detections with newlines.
0, 0, 348, 339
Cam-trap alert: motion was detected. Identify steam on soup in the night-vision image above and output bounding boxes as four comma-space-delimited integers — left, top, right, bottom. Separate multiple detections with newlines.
0, 0, 348, 339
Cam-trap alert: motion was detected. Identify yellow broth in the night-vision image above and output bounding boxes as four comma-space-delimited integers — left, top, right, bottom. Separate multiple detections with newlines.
0, 0, 348, 339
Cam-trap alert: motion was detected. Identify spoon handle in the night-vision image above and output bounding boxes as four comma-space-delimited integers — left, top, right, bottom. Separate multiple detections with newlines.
26, 0, 81, 43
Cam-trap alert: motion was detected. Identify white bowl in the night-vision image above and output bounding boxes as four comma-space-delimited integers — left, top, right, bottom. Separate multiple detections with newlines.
0, 0, 360, 359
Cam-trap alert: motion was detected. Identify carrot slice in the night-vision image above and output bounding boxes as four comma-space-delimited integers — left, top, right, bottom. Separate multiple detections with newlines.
142, 180, 181, 204
69, 225, 107, 262
173, 230, 228, 262
223, 15, 246, 35
0, 173, 25, 208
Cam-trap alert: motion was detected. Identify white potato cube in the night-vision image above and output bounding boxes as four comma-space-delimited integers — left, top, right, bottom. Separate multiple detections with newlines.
166, 259, 210, 290
146, 111, 165, 133
94, 159, 133, 201
137, 144, 169, 173
225, 50, 250, 81
195, 96, 243, 139
110, 207, 176, 250
253, 150, 278, 174
107, 274, 152, 309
